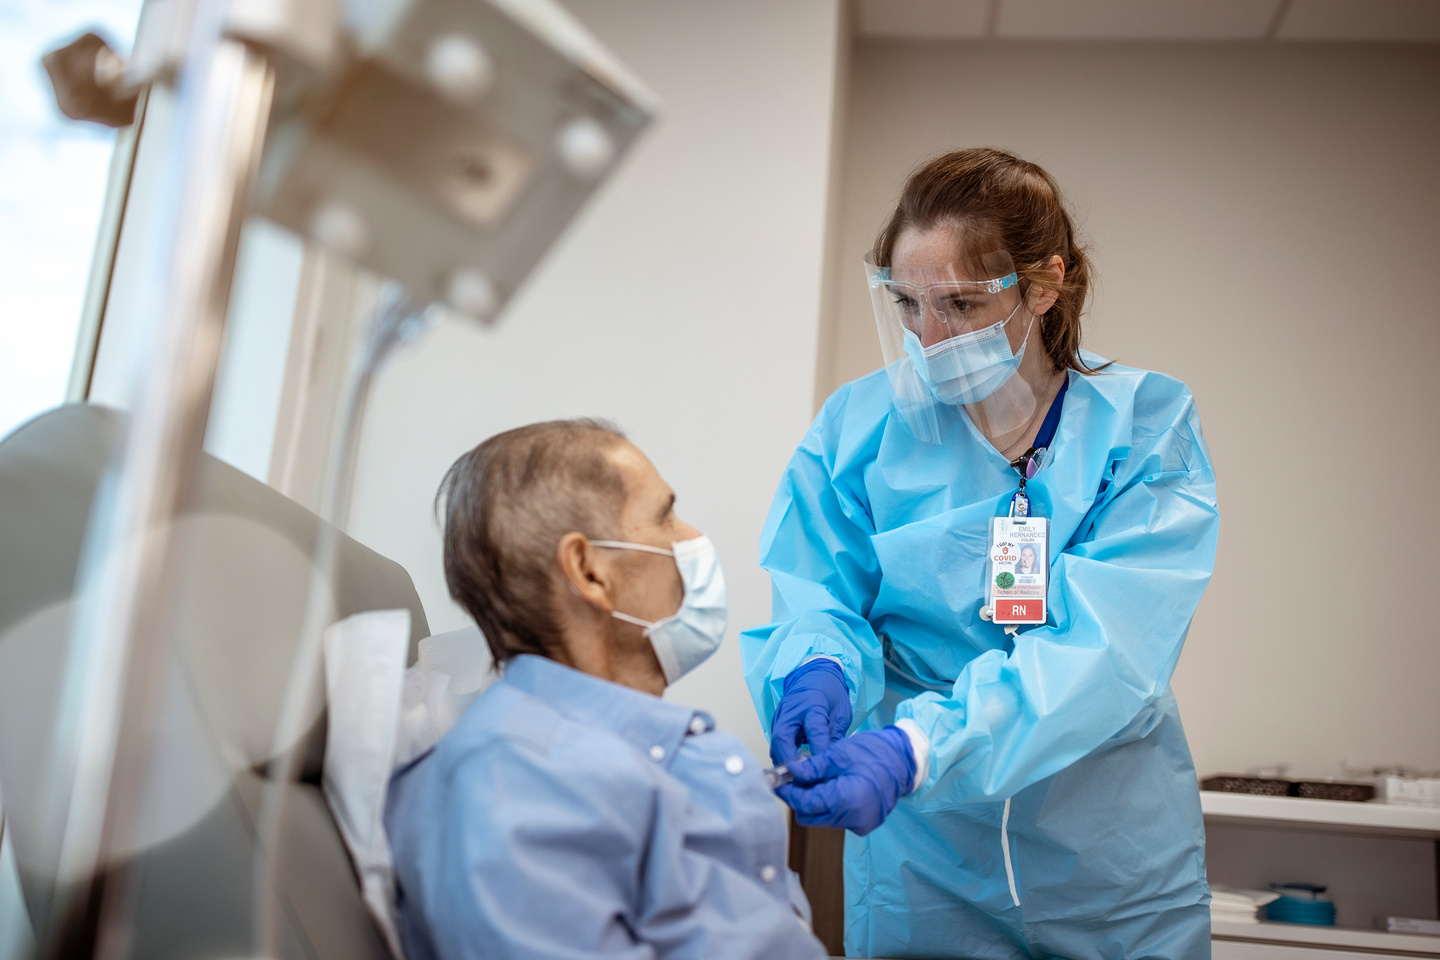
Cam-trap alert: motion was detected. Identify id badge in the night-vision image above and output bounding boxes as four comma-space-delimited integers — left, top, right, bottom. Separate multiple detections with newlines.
987, 516, 1049, 624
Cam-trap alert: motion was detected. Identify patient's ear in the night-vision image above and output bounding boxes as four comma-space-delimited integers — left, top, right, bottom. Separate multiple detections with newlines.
557, 532, 615, 613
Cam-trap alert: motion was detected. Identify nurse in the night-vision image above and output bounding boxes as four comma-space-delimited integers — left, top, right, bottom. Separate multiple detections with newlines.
742, 148, 1219, 960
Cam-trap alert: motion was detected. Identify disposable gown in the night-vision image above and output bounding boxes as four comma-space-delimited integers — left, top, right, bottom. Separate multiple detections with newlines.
742, 357, 1219, 960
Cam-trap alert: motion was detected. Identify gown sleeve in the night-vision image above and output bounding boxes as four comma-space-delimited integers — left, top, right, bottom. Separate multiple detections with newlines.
897, 389, 1219, 801
740, 391, 889, 735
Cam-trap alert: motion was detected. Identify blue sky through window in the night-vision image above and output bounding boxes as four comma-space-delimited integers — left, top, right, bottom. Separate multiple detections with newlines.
0, 0, 145, 441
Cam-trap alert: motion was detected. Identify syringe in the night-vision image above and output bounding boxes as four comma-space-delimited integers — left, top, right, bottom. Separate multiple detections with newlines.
763, 764, 794, 789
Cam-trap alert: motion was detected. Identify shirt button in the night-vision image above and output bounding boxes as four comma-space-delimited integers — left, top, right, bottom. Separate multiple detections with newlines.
724, 755, 745, 775
760, 864, 778, 883
649, 745, 666, 761
689, 716, 707, 735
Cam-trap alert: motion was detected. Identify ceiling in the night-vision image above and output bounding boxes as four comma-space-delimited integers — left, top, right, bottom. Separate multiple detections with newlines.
855, 0, 1440, 42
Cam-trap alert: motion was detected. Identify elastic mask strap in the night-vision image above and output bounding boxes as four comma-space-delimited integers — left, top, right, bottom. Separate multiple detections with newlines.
999, 297, 1025, 329
1015, 305, 1036, 344
591, 539, 674, 557
611, 610, 656, 631
999, 298, 1042, 351
593, 540, 677, 632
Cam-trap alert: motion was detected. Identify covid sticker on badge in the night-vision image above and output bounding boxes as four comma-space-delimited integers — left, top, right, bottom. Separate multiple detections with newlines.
988, 516, 1049, 624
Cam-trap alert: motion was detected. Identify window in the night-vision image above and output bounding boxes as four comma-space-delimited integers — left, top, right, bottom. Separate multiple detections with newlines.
0, 0, 144, 441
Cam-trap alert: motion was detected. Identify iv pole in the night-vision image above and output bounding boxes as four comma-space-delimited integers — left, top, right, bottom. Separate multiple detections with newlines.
33, 0, 655, 952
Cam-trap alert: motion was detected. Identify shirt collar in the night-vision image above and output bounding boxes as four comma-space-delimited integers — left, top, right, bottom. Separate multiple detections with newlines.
500, 655, 714, 768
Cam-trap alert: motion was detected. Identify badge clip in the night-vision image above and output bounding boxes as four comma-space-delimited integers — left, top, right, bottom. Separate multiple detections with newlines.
1008, 446, 1047, 519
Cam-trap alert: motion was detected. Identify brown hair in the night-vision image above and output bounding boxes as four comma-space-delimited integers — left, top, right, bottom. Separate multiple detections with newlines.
872, 147, 1105, 374
436, 419, 628, 664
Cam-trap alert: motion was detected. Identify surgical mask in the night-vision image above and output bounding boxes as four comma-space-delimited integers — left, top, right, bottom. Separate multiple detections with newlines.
902, 301, 1033, 406
589, 536, 728, 684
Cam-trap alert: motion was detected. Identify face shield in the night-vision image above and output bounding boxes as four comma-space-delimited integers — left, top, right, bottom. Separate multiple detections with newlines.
865, 250, 1033, 444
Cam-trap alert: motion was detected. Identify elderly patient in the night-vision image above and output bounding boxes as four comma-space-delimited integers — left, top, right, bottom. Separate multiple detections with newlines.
385, 419, 827, 960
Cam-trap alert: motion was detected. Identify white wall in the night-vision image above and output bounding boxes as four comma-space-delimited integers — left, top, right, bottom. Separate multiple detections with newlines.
346, 0, 845, 760
205, 220, 305, 481
826, 40, 1440, 779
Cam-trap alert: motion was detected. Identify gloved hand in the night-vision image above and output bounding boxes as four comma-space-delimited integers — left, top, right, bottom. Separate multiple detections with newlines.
768, 659, 853, 765
775, 726, 916, 836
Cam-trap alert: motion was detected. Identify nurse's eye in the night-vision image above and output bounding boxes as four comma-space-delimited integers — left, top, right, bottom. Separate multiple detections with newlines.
891, 293, 920, 315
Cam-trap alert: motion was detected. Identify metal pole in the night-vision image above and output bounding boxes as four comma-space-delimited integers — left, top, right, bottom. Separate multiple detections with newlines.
39, 31, 275, 956
254, 284, 437, 957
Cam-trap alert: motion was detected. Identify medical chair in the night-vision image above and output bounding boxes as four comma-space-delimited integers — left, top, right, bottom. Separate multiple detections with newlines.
0, 403, 428, 958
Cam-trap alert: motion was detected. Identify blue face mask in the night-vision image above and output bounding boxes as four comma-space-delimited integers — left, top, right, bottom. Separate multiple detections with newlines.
902, 301, 1032, 406
589, 536, 728, 685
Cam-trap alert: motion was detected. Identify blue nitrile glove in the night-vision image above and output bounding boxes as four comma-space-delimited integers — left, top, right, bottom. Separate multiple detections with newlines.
775, 726, 915, 836
769, 659, 853, 765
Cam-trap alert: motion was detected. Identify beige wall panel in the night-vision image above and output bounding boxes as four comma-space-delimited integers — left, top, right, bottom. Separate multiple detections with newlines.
828, 40, 1440, 778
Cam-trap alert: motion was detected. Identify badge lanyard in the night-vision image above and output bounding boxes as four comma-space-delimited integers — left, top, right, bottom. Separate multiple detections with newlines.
983, 377, 1068, 634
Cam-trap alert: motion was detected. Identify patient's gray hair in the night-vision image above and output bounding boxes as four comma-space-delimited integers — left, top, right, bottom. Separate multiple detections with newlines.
437, 418, 628, 664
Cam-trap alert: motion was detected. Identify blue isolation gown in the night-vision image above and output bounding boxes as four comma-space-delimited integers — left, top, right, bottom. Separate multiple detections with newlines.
742, 357, 1219, 960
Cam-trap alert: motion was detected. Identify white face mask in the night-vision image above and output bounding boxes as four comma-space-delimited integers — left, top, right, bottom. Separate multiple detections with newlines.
589, 535, 728, 685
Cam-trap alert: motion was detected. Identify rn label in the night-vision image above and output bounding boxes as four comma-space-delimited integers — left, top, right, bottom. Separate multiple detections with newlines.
987, 516, 1049, 625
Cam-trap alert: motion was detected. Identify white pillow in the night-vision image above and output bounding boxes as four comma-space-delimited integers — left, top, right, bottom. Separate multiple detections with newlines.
396, 624, 494, 765
321, 612, 494, 960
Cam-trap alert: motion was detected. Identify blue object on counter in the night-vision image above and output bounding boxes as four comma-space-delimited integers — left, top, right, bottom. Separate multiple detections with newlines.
1264, 884, 1336, 926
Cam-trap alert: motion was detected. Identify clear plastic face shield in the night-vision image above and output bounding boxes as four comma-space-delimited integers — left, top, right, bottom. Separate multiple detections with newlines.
865, 250, 1034, 444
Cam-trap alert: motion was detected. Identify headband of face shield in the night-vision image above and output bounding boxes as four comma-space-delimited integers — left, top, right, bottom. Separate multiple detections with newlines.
865, 250, 1036, 444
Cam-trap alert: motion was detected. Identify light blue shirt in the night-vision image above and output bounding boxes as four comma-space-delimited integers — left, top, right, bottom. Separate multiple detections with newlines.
385, 654, 826, 960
